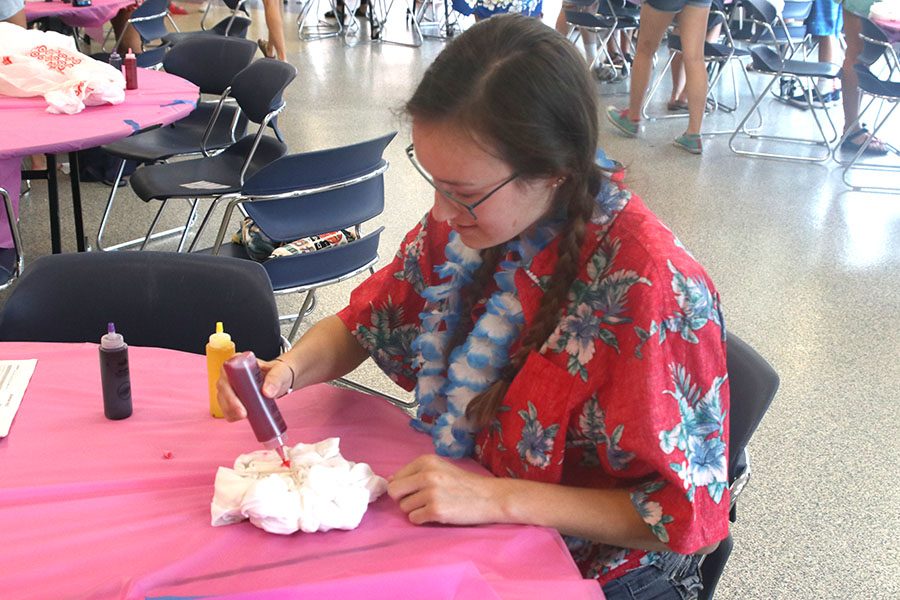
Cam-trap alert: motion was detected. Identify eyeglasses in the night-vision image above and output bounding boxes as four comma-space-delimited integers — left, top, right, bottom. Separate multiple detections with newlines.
405, 143, 518, 221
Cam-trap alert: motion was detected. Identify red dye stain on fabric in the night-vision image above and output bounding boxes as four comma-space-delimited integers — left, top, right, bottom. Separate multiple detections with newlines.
282, 459, 291, 468
163, 451, 174, 459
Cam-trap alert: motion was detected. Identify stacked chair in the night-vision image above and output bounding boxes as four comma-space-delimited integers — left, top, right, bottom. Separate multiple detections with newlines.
0, 187, 24, 292
728, 0, 841, 162
192, 132, 396, 343
123, 58, 297, 252
163, 0, 253, 46
96, 36, 259, 251
698, 334, 780, 599
834, 17, 899, 193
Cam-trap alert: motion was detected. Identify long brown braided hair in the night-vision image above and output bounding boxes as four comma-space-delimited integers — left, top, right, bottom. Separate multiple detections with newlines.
405, 14, 605, 429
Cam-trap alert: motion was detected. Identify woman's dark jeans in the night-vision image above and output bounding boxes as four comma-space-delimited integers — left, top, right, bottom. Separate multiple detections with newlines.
601, 552, 704, 600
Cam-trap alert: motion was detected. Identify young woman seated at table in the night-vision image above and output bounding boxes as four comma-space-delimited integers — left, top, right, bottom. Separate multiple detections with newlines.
218, 14, 729, 598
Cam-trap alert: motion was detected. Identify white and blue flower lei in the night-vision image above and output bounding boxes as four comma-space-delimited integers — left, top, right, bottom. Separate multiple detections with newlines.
410, 219, 563, 458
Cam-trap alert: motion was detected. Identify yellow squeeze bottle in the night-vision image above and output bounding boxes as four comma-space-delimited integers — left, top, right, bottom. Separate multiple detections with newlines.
206, 322, 236, 418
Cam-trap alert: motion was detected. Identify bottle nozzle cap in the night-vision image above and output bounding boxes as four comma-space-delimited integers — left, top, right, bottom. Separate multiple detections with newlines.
209, 321, 232, 345
108, 322, 116, 334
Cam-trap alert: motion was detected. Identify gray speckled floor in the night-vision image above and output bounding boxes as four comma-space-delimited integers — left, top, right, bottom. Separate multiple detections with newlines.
5, 3, 899, 598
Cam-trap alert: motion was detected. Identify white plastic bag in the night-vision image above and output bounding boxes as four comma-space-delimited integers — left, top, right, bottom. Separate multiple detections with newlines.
0, 23, 125, 114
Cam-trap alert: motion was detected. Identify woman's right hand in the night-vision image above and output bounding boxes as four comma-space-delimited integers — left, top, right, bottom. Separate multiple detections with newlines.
216, 358, 295, 422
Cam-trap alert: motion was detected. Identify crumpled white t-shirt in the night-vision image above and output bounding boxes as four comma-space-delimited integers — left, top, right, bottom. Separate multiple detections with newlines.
210, 437, 387, 535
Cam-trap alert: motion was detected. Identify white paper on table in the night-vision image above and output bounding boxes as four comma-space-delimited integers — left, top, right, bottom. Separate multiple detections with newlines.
0, 359, 37, 438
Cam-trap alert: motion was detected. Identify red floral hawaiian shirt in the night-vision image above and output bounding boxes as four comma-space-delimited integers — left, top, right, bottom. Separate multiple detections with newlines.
337, 180, 730, 584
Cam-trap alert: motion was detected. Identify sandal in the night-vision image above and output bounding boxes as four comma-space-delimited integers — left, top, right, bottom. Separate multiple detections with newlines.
667, 99, 689, 112
257, 38, 275, 59
841, 127, 888, 156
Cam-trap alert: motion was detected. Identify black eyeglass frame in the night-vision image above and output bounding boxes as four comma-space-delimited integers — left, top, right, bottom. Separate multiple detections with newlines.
405, 143, 519, 221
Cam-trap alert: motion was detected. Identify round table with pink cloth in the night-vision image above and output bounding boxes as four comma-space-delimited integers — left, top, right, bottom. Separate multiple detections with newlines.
24, 0, 138, 29
0, 67, 198, 250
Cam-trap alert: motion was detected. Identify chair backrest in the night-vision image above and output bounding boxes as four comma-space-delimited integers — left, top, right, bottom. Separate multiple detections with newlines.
130, 0, 171, 44
859, 17, 895, 69
229, 59, 298, 125
239, 132, 396, 241
725, 333, 779, 482
0, 252, 282, 359
163, 36, 258, 96
697, 334, 778, 600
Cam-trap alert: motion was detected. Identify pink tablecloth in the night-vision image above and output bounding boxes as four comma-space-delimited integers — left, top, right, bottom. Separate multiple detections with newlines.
0, 68, 197, 248
0, 342, 602, 600
24, 0, 137, 28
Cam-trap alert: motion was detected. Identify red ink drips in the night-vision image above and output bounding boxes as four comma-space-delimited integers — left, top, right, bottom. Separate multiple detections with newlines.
163, 451, 174, 459
282, 459, 291, 468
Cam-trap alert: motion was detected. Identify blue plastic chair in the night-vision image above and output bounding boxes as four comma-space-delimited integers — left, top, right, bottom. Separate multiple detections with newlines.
194, 132, 396, 345
163, 0, 252, 46
0, 251, 282, 359
127, 58, 297, 252
97, 36, 258, 251
93, 0, 172, 69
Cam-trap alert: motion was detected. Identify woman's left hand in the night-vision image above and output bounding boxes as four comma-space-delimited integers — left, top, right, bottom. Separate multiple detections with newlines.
387, 454, 503, 526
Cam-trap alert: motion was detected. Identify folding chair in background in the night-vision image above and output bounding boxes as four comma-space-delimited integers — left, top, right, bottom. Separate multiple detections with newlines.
94, 0, 172, 69
95, 36, 259, 251
163, 0, 253, 46
728, 0, 841, 161
641, 0, 754, 121
125, 58, 297, 252
565, 0, 621, 81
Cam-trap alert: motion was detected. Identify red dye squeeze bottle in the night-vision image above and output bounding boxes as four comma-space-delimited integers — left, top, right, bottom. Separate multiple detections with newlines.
99, 322, 132, 420
123, 48, 138, 90
223, 351, 290, 466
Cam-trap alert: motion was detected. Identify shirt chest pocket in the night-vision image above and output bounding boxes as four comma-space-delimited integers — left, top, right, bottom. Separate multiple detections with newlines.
478, 351, 593, 483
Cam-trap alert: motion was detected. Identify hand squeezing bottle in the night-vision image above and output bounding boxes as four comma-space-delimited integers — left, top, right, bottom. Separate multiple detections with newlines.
223, 351, 290, 466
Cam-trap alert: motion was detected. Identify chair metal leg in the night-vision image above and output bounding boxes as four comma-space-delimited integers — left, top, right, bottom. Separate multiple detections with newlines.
96, 160, 188, 252
297, 0, 343, 41
332, 376, 418, 410
837, 97, 899, 193
284, 290, 317, 342
174, 199, 200, 253
729, 73, 835, 162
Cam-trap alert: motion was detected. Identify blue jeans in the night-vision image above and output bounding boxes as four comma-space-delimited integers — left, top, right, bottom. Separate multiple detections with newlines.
601, 553, 703, 600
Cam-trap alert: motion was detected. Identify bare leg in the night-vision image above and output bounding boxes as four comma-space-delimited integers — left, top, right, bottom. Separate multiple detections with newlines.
261, 0, 286, 61
671, 21, 720, 106
627, 4, 676, 120
555, 6, 570, 35
111, 8, 142, 55
677, 4, 711, 135
4, 8, 26, 27
839, 8, 884, 150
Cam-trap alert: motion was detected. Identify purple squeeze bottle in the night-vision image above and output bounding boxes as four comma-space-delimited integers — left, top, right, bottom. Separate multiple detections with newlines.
99, 322, 132, 420
223, 351, 291, 467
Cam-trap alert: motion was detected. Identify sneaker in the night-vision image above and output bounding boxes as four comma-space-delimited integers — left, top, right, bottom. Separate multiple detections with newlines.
787, 89, 841, 110
606, 107, 639, 138
674, 133, 702, 155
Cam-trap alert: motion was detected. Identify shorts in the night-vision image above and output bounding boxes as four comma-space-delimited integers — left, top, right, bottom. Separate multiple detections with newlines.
645, 0, 712, 13
805, 0, 843, 36
601, 553, 704, 600
0, 0, 25, 21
